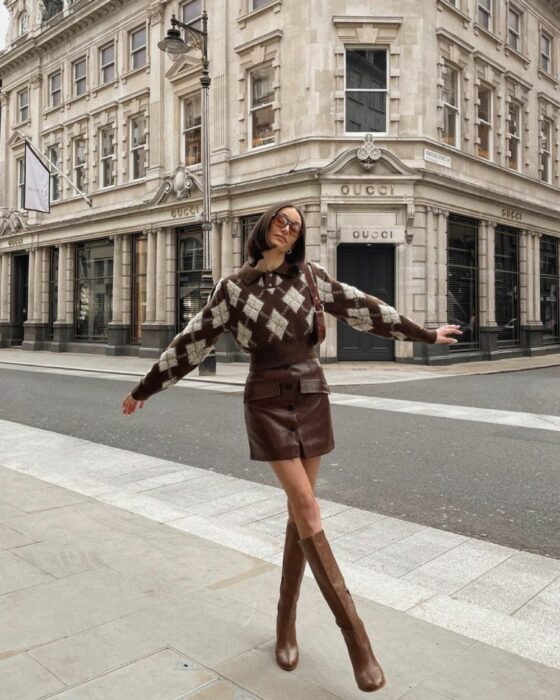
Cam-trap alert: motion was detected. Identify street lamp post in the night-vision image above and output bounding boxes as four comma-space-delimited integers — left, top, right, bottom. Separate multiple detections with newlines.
158, 11, 216, 374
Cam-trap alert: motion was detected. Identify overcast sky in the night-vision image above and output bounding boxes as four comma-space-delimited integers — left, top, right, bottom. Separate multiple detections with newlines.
0, 4, 9, 51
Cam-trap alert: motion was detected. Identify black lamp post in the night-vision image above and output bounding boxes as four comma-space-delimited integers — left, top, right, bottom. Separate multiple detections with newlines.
158, 12, 215, 374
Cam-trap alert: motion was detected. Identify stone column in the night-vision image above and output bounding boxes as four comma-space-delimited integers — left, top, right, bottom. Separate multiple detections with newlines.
121, 235, 132, 326
221, 217, 233, 279
0, 253, 11, 346
52, 243, 73, 351
231, 218, 241, 272
479, 220, 498, 356
395, 240, 413, 361
520, 230, 544, 353
140, 228, 174, 355
145, 229, 156, 323
107, 235, 128, 354
425, 207, 437, 326
23, 248, 48, 350
166, 228, 176, 328
212, 220, 222, 283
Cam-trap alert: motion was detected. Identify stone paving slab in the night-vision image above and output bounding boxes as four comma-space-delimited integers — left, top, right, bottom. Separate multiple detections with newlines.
1, 465, 560, 700
2, 420, 560, 676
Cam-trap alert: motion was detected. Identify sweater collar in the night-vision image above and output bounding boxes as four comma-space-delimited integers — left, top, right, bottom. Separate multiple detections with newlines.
238, 260, 301, 284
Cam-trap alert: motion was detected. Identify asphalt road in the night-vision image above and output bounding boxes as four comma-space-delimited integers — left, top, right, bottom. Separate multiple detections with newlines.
0, 366, 559, 558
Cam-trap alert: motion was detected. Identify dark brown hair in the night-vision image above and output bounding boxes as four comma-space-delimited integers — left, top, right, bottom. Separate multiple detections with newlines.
245, 201, 306, 266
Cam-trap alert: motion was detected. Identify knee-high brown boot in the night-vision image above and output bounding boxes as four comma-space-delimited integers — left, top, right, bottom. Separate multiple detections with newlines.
298, 529, 386, 693
275, 521, 306, 671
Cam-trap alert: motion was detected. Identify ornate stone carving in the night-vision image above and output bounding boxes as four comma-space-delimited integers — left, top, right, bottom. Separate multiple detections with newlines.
0, 209, 28, 237
357, 133, 382, 171
147, 165, 202, 205
148, 3, 164, 24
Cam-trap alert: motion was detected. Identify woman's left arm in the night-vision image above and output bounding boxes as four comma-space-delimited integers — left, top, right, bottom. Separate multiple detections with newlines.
310, 263, 461, 345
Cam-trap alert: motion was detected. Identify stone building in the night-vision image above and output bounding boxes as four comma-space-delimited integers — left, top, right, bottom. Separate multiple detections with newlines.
0, 0, 559, 363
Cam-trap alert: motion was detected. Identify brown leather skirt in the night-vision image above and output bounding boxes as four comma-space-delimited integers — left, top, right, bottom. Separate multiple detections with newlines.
243, 358, 335, 462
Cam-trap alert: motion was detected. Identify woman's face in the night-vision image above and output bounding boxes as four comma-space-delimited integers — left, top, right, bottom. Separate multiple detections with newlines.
265, 207, 302, 253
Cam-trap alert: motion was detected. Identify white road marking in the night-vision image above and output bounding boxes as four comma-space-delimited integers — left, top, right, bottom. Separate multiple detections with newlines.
0, 419, 559, 671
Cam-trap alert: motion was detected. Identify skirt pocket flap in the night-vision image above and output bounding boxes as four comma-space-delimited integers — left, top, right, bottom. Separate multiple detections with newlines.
244, 380, 281, 402
299, 377, 330, 394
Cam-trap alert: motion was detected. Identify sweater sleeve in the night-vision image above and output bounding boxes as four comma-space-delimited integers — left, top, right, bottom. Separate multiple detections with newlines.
310, 263, 437, 344
130, 279, 230, 401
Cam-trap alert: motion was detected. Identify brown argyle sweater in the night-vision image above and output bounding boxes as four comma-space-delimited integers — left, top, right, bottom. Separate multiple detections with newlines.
130, 260, 437, 401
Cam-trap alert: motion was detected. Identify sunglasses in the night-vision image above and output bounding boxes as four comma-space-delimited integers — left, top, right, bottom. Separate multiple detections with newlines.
273, 212, 302, 237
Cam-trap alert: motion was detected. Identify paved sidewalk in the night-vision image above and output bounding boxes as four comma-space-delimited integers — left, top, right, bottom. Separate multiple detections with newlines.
1, 465, 560, 700
1, 347, 559, 386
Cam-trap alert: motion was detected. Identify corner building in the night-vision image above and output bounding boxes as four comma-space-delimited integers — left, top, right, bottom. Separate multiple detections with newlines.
1, 0, 559, 364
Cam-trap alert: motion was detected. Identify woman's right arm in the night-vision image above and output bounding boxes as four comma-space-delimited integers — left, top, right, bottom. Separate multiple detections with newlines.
126, 278, 230, 404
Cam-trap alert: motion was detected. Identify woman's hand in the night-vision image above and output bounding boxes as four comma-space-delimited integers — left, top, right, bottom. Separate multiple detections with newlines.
435, 324, 463, 345
122, 392, 144, 416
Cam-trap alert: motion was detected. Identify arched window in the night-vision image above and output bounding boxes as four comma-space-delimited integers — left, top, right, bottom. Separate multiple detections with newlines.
18, 12, 29, 36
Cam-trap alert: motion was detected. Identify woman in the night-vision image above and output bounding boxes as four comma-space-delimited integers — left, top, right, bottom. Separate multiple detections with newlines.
123, 202, 461, 693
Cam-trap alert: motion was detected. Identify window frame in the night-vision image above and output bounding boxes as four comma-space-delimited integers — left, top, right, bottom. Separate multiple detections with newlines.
99, 126, 116, 189
18, 12, 28, 36
252, 0, 275, 10
442, 63, 460, 148
507, 5, 522, 53
49, 70, 63, 108
99, 42, 116, 85
73, 138, 87, 192
17, 157, 25, 209
540, 31, 553, 74
18, 89, 29, 123
129, 25, 147, 71
507, 100, 522, 172
477, 0, 492, 31
248, 63, 277, 150
180, 0, 203, 31
130, 115, 147, 181
181, 93, 202, 166
344, 47, 389, 136
476, 83, 493, 161
540, 117, 553, 184
48, 144, 61, 202
72, 56, 87, 97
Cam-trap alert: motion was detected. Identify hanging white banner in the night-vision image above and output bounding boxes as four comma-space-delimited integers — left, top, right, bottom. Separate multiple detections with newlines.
24, 143, 50, 213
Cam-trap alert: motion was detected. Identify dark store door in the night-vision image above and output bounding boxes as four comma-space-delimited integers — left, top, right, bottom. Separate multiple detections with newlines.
337, 244, 395, 361
12, 254, 29, 345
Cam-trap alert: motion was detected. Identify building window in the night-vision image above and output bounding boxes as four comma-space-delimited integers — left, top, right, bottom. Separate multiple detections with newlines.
477, 85, 492, 160
130, 115, 147, 180
74, 240, 114, 342
249, 65, 275, 148
241, 214, 262, 263
74, 138, 86, 191
345, 49, 388, 134
49, 71, 62, 107
17, 158, 24, 209
18, 12, 28, 36
442, 65, 459, 147
18, 89, 29, 123
177, 230, 203, 332
48, 145, 61, 202
540, 32, 552, 73
478, 0, 492, 30
252, 0, 275, 9
130, 26, 147, 70
507, 102, 521, 171
508, 6, 521, 52
131, 233, 147, 344
447, 216, 479, 351
100, 127, 115, 188
540, 118, 553, 184
495, 226, 520, 347
540, 236, 559, 344
100, 42, 115, 84
73, 57, 87, 97
48, 247, 59, 341
181, 0, 202, 31
182, 94, 201, 166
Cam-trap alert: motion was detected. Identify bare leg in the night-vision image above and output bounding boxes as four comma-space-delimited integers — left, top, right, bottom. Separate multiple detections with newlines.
287, 455, 321, 527
270, 457, 322, 538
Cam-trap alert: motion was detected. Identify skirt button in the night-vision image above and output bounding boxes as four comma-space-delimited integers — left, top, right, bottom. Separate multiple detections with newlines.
284, 382, 292, 390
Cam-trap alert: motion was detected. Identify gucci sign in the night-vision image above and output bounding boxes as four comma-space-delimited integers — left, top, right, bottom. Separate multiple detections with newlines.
8, 237, 24, 247
171, 205, 200, 218
340, 184, 395, 196
340, 227, 406, 244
